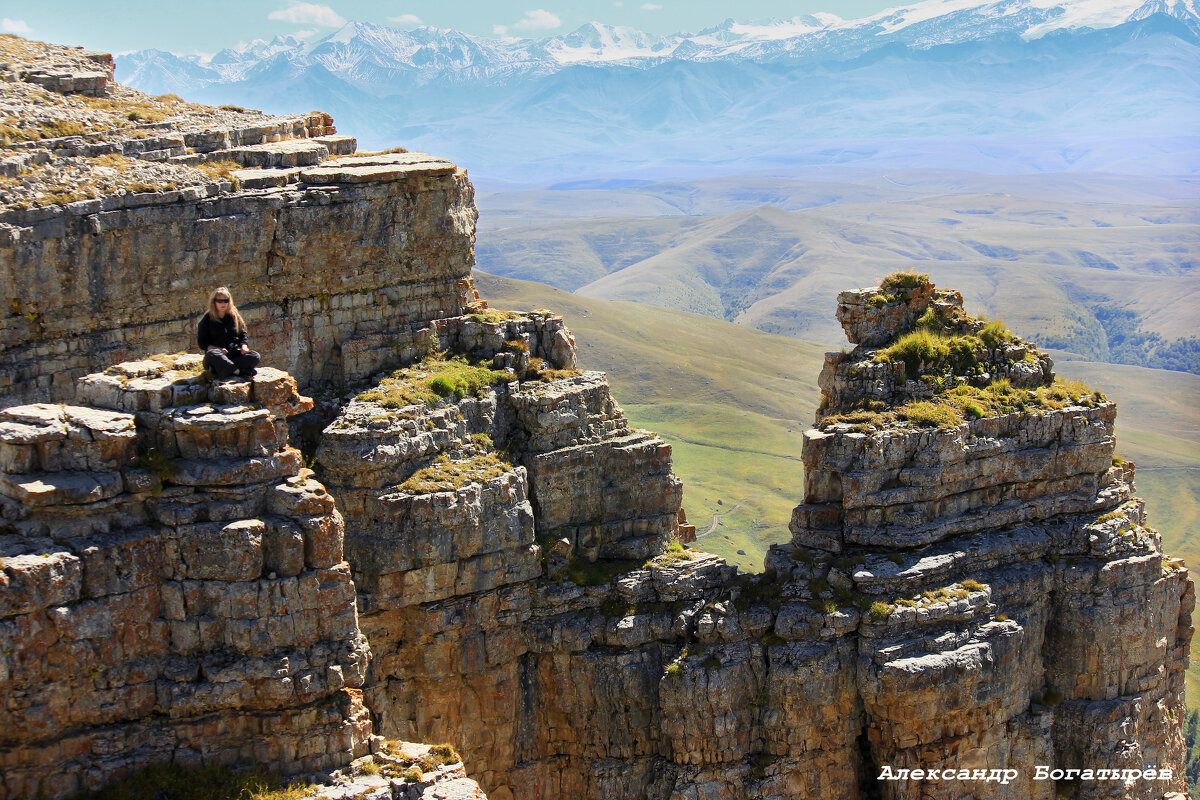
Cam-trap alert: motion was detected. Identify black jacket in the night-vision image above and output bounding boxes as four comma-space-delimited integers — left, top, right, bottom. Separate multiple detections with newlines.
198, 312, 248, 353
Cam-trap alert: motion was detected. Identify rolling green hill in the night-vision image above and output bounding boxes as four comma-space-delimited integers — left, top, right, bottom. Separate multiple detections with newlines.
476, 172, 1199, 369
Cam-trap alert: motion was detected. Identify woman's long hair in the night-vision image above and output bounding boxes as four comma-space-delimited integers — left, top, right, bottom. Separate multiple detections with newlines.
204, 286, 246, 332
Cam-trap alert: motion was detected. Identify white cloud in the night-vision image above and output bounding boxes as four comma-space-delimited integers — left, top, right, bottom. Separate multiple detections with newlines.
389, 13, 422, 25
292, 29, 318, 39
2, 18, 32, 34
613, 1, 623, 6
640, 3, 662, 10
513, 9, 562, 30
268, 3, 346, 27
493, 24, 509, 36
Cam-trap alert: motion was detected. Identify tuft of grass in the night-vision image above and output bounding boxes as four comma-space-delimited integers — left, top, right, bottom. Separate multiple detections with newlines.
879, 270, 931, 293
665, 662, 684, 678
875, 329, 983, 381
126, 181, 166, 194
357, 356, 514, 409
866, 293, 892, 308
962, 401, 986, 419
395, 452, 511, 495
427, 744, 461, 766
429, 375, 456, 397
809, 598, 837, 614
403, 766, 424, 782
868, 601, 894, 622
520, 354, 582, 383
1035, 378, 1106, 410
960, 578, 985, 592
92, 152, 136, 170
732, 573, 784, 611
978, 319, 1015, 349
355, 146, 410, 156
818, 405, 891, 432
469, 309, 524, 324
898, 401, 962, 429
600, 596, 638, 617
822, 374, 1105, 433
196, 159, 243, 189
646, 539, 692, 567
137, 448, 177, 481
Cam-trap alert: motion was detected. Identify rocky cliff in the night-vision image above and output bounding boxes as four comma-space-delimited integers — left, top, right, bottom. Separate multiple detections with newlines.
0, 35, 1191, 800
0, 36, 475, 404
0, 359, 372, 796
308, 272, 1190, 800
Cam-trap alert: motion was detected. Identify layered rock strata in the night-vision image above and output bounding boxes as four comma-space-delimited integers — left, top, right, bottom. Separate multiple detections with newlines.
0, 39, 475, 403
314, 320, 683, 796
318, 276, 1189, 800
0, 149, 476, 402
776, 279, 1191, 799
0, 357, 374, 799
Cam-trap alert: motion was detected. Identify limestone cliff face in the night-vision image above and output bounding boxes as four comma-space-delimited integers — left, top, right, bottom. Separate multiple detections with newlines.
316, 355, 684, 797
0, 359, 373, 797
312, 279, 1190, 800
0, 36, 1190, 800
0, 40, 476, 404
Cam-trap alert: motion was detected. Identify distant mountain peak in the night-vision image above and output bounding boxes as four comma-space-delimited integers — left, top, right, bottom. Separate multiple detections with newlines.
114, 0, 1200, 174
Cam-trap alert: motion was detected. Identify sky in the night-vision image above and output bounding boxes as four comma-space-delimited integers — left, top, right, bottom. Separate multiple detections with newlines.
2, 0, 903, 55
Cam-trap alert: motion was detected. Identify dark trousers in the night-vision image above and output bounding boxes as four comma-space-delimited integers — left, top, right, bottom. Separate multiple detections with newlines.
204, 349, 261, 380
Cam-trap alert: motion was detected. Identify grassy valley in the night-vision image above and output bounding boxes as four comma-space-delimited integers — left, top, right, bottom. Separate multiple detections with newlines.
476, 171, 1199, 369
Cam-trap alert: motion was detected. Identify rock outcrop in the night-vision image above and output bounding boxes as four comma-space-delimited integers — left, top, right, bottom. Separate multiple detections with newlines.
312, 322, 683, 796
0, 37, 473, 404
0, 358, 374, 797
310, 273, 1189, 800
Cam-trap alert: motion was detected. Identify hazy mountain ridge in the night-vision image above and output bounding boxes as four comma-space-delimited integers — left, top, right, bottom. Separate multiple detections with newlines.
120, 0, 1200, 90
475, 170, 1200, 370
117, 12, 1200, 182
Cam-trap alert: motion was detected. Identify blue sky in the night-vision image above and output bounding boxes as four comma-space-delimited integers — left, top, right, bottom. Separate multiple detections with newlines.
3, 0, 902, 55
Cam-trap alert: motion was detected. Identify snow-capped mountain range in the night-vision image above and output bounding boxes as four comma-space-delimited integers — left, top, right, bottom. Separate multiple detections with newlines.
120, 0, 1200, 91
116, 0, 1200, 182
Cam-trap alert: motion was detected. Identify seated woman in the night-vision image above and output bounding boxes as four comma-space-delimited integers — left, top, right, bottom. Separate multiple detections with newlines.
198, 287, 261, 380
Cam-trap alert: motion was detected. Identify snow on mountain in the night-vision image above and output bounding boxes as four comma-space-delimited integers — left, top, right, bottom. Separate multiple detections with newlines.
538, 23, 679, 64
112, 0, 1199, 182
117, 0, 1200, 90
